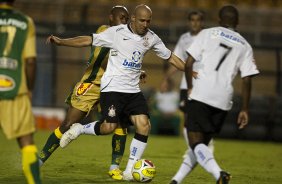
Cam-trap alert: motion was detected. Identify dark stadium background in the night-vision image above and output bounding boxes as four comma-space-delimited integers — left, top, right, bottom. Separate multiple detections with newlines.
14, 0, 282, 142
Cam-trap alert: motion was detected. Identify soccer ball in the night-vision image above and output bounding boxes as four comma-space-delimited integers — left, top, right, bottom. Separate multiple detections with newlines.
131, 159, 156, 182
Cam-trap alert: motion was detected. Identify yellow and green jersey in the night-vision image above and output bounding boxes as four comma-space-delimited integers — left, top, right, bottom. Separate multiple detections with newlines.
0, 4, 36, 99
81, 25, 110, 85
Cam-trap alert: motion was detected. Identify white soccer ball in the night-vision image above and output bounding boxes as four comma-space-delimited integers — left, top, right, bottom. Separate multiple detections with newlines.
131, 159, 156, 183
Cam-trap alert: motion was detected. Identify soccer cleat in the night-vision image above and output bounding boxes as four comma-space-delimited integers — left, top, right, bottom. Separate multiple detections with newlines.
108, 168, 123, 180
216, 171, 231, 184
122, 171, 134, 181
169, 179, 178, 184
60, 123, 83, 148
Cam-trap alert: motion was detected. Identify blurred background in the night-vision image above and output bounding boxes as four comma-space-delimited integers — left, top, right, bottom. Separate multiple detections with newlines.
14, 0, 282, 141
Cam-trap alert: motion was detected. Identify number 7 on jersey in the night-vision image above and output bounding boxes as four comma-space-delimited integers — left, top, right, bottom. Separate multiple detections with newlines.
215, 43, 232, 71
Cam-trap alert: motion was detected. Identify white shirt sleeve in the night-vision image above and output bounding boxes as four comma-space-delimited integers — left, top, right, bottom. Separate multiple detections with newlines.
152, 36, 172, 60
173, 35, 187, 61
240, 45, 260, 77
186, 30, 206, 61
92, 26, 116, 48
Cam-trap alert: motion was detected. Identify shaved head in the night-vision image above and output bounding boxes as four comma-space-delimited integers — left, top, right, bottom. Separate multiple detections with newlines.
133, 4, 152, 17
130, 4, 152, 36
219, 5, 239, 28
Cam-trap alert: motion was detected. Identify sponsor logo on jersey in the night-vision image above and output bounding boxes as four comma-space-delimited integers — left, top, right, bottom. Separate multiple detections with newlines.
122, 51, 142, 69
0, 75, 15, 91
0, 57, 18, 70
108, 105, 116, 117
75, 83, 93, 96
212, 29, 245, 45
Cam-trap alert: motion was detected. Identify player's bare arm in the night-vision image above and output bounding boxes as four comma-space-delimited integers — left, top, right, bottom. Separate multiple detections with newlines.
25, 57, 36, 100
184, 54, 195, 96
237, 76, 252, 129
46, 35, 92, 47
168, 53, 185, 71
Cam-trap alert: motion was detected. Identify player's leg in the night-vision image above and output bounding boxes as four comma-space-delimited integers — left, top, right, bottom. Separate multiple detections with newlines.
122, 114, 150, 180
40, 82, 99, 163
187, 100, 230, 183
39, 106, 87, 164
108, 123, 127, 180
0, 96, 41, 184
59, 92, 122, 147
122, 92, 150, 180
18, 134, 41, 184
170, 146, 197, 184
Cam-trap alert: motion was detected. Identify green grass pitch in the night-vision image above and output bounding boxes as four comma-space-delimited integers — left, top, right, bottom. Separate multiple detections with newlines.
0, 130, 282, 184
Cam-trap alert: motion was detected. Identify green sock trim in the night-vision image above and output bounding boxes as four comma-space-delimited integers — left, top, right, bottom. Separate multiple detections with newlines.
111, 134, 127, 165
30, 159, 41, 184
39, 132, 60, 162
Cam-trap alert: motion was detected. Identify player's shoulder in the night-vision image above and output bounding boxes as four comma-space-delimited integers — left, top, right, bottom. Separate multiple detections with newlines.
96, 25, 109, 33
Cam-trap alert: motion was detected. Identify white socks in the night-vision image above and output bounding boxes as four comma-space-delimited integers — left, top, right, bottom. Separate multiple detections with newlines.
81, 121, 98, 135
172, 148, 197, 183
123, 138, 147, 174
194, 143, 221, 180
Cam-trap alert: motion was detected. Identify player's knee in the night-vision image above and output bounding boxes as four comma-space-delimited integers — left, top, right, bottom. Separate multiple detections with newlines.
100, 123, 117, 135
136, 120, 151, 135
60, 121, 74, 133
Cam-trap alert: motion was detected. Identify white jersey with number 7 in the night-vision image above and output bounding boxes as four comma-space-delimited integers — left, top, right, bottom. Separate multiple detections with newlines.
187, 26, 259, 110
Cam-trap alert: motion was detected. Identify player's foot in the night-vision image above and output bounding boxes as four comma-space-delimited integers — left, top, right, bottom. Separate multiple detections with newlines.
216, 171, 231, 184
122, 171, 134, 181
169, 179, 178, 184
108, 168, 123, 180
60, 123, 83, 148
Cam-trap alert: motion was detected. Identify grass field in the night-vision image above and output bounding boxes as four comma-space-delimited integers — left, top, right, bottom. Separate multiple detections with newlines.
0, 131, 282, 184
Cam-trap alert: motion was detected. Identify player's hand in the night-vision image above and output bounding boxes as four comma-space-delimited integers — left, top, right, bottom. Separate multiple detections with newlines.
237, 110, 249, 129
140, 70, 147, 84
46, 35, 61, 45
187, 88, 192, 100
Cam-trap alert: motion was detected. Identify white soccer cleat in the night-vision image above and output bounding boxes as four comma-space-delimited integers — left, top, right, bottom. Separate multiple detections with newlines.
60, 123, 83, 148
122, 171, 134, 181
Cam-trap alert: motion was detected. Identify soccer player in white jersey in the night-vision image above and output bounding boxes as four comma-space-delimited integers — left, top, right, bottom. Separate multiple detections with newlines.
47, 4, 185, 181
164, 10, 213, 184
174, 5, 259, 184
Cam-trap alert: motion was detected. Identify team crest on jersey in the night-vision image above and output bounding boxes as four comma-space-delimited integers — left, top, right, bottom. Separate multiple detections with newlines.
76, 83, 93, 96
108, 105, 116, 117
143, 36, 149, 47
0, 75, 15, 91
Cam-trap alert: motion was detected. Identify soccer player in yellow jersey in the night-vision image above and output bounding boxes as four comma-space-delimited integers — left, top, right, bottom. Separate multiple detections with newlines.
39, 5, 130, 180
0, 0, 41, 183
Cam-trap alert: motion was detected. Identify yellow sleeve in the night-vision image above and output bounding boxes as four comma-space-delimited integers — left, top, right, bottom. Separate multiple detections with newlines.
22, 16, 36, 58
96, 25, 109, 34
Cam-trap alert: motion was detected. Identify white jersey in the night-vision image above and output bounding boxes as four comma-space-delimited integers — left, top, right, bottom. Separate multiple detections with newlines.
92, 24, 171, 93
187, 26, 259, 110
174, 32, 202, 89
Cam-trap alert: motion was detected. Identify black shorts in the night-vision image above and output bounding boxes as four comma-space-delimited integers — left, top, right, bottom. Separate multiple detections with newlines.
100, 92, 149, 126
186, 100, 227, 133
179, 89, 188, 112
